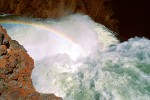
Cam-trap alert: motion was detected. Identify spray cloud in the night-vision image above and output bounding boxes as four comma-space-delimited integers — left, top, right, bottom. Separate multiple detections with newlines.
2, 14, 150, 100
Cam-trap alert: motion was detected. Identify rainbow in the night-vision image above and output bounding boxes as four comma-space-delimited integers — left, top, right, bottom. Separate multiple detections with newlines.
0, 18, 78, 44
0, 18, 87, 60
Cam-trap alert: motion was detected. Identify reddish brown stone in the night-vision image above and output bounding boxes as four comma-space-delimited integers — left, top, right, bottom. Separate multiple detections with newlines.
0, 25, 62, 99
0, 45, 7, 55
0, 0, 118, 33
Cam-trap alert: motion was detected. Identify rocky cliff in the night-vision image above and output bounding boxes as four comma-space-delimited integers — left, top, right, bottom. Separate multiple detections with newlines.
0, 25, 62, 100
0, 0, 118, 33
1, 0, 150, 42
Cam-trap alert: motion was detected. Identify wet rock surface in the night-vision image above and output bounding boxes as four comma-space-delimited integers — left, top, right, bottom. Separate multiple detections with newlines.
0, 0, 150, 42
0, 25, 62, 100
0, 0, 118, 33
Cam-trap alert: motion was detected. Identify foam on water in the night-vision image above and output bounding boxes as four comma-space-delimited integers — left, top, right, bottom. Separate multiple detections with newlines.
1, 14, 150, 100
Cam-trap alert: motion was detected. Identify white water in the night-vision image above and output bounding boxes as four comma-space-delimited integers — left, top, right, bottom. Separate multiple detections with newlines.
1, 14, 150, 100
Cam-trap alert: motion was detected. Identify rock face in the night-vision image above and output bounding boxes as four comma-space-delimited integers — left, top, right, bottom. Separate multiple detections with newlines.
0, 25, 62, 100
0, 0, 118, 33
1, 0, 150, 42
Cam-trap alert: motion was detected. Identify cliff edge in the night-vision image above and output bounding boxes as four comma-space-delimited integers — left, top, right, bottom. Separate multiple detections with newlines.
0, 25, 62, 100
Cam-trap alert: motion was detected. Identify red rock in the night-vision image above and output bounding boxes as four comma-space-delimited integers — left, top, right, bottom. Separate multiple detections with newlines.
0, 45, 7, 56
0, 0, 118, 33
0, 25, 62, 99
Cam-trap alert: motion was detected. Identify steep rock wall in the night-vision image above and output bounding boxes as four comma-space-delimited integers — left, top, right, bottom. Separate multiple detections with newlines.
0, 0, 118, 33
0, 25, 62, 100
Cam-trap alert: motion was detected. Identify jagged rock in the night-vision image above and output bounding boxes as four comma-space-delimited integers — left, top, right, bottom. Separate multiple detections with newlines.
0, 32, 4, 45
0, 25, 62, 100
2, 38, 9, 47
0, 45, 7, 56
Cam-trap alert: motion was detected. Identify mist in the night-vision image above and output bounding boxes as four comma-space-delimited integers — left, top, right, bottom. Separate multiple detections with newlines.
1, 14, 150, 100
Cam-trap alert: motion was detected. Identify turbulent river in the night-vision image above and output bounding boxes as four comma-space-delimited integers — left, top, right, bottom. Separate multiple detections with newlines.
0, 14, 150, 100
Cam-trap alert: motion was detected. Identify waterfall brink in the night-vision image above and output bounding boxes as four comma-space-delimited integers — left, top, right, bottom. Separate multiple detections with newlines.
1, 14, 150, 100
